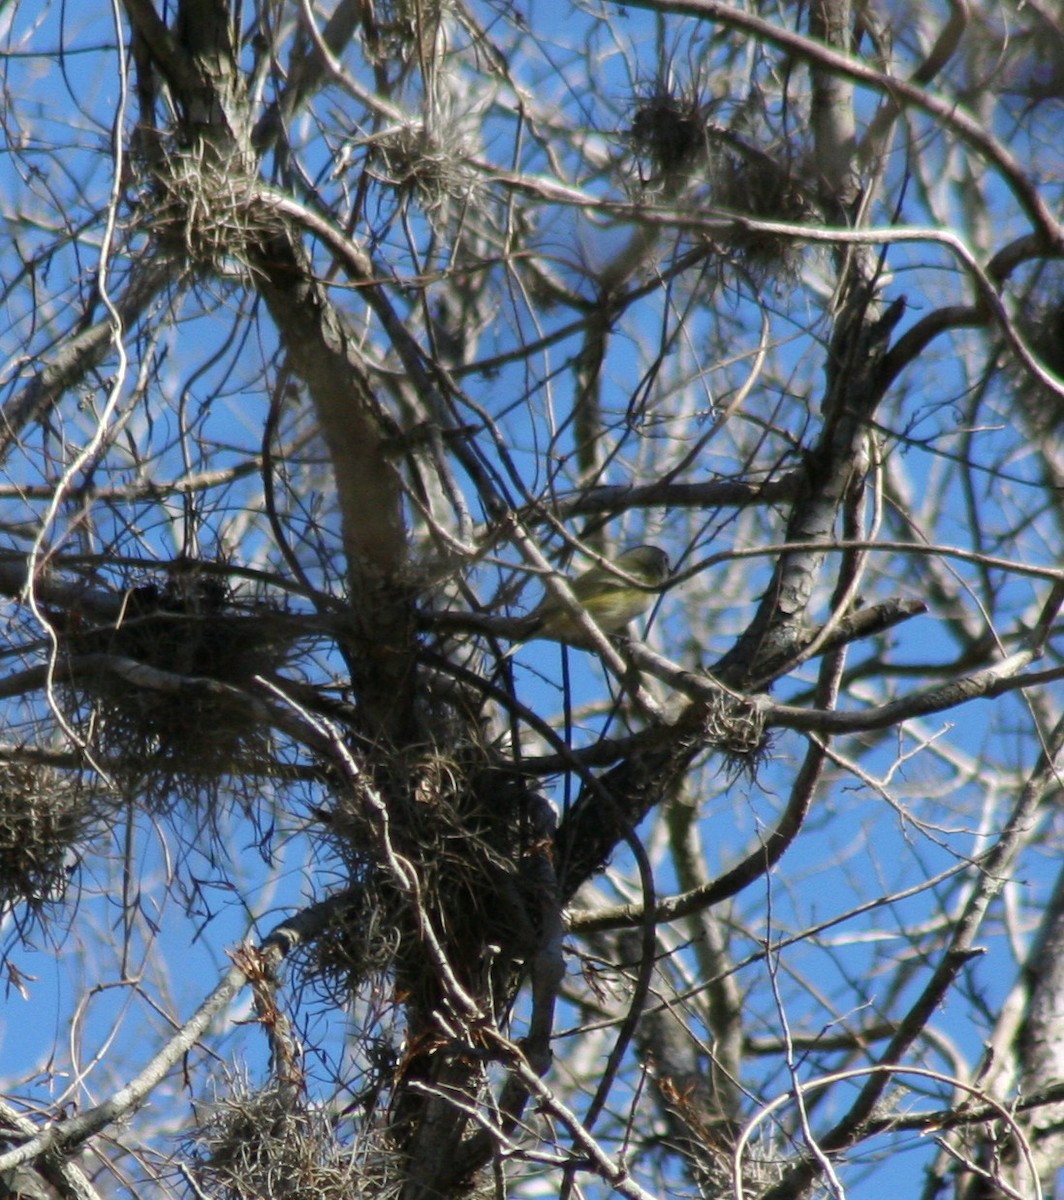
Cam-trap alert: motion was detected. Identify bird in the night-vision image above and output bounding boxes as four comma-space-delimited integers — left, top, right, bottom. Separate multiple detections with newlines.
507, 544, 670, 652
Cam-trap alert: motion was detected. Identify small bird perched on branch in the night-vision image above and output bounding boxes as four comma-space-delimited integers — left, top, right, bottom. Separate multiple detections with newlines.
507, 544, 670, 652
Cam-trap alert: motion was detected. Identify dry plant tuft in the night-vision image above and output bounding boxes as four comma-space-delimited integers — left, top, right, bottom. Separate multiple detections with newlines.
626, 78, 812, 269
629, 85, 712, 178
703, 690, 769, 776
301, 882, 405, 1000
189, 1085, 390, 1200
370, 120, 476, 211
708, 132, 815, 270
58, 565, 296, 797
145, 148, 275, 276
0, 760, 96, 919
363, 0, 450, 69
304, 751, 530, 1004
1013, 291, 1064, 430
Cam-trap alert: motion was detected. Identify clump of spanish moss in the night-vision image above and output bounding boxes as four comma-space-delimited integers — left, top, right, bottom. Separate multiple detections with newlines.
144, 147, 279, 278
361, 0, 449, 73
370, 119, 476, 211
188, 1085, 379, 1200
628, 83, 712, 180
58, 564, 296, 797
0, 761, 94, 920
703, 690, 771, 779
708, 131, 816, 271
302, 752, 536, 1012
299, 881, 405, 1002
1012, 293, 1064, 432
626, 77, 814, 270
